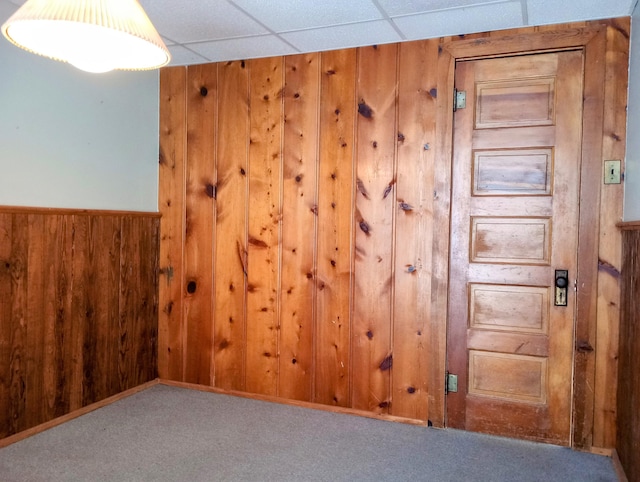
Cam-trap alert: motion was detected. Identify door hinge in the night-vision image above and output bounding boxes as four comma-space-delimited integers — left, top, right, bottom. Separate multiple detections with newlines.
453, 89, 466, 111
445, 372, 458, 394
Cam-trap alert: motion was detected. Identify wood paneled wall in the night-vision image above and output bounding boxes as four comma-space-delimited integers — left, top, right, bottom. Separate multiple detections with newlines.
160, 44, 434, 420
158, 18, 628, 445
0, 207, 159, 439
617, 224, 640, 481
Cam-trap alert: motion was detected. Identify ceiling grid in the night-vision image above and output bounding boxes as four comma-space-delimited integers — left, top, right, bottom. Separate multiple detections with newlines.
1, 0, 635, 66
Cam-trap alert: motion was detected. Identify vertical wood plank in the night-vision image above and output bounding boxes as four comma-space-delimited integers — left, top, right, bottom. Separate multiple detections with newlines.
80, 216, 120, 406
0, 214, 12, 437
9, 214, 28, 434
572, 28, 606, 450
183, 64, 217, 385
102, 217, 122, 399
118, 216, 134, 391
391, 39, 438, 421
214, 60, 250, 391
279, 53, 320, 401
47, 215, 74, 420
25, 214, 44, 427
245, 57, 284, 396
429, 43, 456, 428
158, 67, 187, 381
137, 216, 160, 384
351, 44, 398, 413
315, 48, 357, 407
593, 19, 629, 449
25, 215, 45, 428
79, 217, 98, 406
69, 215, 88, 411
119, 216, 158, 391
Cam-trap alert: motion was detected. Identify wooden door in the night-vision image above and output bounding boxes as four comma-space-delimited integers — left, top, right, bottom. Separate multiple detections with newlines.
446, 51, 584, 445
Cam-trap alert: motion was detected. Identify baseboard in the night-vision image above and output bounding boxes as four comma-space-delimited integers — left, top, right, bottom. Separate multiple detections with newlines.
590, 446, 614, 457
158, 379, 428, 427
0, 379, 160, 449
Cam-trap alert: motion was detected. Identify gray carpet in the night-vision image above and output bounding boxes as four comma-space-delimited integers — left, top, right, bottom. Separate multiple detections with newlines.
0, 384, 617, 481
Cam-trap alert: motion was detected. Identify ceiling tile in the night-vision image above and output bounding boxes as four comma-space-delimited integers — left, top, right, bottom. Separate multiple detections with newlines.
527, 0, 632, 25
187, 35, 298, 62
139, 0, 268, 43
393, 1, 524, 40
230, 0, 383, 31
166, 45, 211, 67
0, 0, 17, 18
378, 0, 501, 17
281, 20, 401, 53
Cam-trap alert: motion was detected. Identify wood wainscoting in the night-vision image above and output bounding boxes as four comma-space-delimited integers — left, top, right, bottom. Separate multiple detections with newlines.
617, 222, 640, 482
0, 206, 159, 439
159, 18, 628, 449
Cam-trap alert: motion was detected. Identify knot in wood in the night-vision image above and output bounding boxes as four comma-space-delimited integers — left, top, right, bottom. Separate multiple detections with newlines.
186, 281, 197, 294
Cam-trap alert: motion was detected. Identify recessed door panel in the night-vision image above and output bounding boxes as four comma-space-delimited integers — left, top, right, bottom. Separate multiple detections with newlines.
475, 78, 556, 129
471, 217, 551, 265
468, 350, 548, 404
469, 284, 549, 334
473, 148, 553, 196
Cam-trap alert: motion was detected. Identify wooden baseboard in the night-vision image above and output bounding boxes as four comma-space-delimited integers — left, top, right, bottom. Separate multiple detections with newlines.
590, 446, 614, 457
0, 379, 160, 449
158, 379, 428, 427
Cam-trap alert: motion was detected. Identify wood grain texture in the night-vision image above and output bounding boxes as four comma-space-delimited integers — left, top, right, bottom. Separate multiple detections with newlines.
617, 228, 640, 482
158, 67, 187, 381
0, 214, 11, 436
571, 27, 606, 450
9, 214, 28, 434
25, 215, 45, 428
46, 215, 74, 420
314, 49, 356, 407
279, 53, 320, 401
213, 60, 250, 391
183, 64, 217, 385
390, 39, 437, 420
0, 209, 159, 440
429, 41, 455, 428
592, 17, 629, 450
81, 216, 120, 407
119, 216, 160, 390
245, 57, 283, 396
351, 44, 398, 414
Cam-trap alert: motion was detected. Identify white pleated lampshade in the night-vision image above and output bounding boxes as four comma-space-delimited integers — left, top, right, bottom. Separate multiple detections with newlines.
1, 0, 171, 73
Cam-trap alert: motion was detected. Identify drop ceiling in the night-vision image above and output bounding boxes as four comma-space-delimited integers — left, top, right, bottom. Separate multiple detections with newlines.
1, 0, 636, 67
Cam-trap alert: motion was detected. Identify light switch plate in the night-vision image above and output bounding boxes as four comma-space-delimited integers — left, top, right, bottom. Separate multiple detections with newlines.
604, 160, 621, 184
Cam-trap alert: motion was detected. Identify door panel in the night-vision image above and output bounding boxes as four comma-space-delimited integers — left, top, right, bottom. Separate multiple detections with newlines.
447, 51, 583, 445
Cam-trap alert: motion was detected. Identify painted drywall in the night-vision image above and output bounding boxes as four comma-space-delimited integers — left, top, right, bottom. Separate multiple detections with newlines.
0, 3, 159, 212
625, 3, 640, 220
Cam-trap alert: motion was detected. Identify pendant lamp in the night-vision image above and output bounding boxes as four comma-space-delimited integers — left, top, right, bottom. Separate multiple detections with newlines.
1, 0, 170, 73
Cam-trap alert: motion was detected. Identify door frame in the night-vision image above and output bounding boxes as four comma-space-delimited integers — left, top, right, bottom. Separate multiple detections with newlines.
428, 22, 626, 450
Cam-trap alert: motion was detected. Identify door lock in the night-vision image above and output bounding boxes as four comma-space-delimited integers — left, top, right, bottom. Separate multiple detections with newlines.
555, 270, 568, 306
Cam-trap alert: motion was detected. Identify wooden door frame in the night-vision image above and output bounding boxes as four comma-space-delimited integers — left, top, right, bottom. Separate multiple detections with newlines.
429, 24, 614, 449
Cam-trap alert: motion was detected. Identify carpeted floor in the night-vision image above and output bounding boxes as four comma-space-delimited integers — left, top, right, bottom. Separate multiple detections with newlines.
0, 384, 618, 481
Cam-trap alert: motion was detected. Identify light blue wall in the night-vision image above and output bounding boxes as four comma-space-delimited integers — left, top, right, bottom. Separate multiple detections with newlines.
625, 3, 640, 220
0, 3, 159, 212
